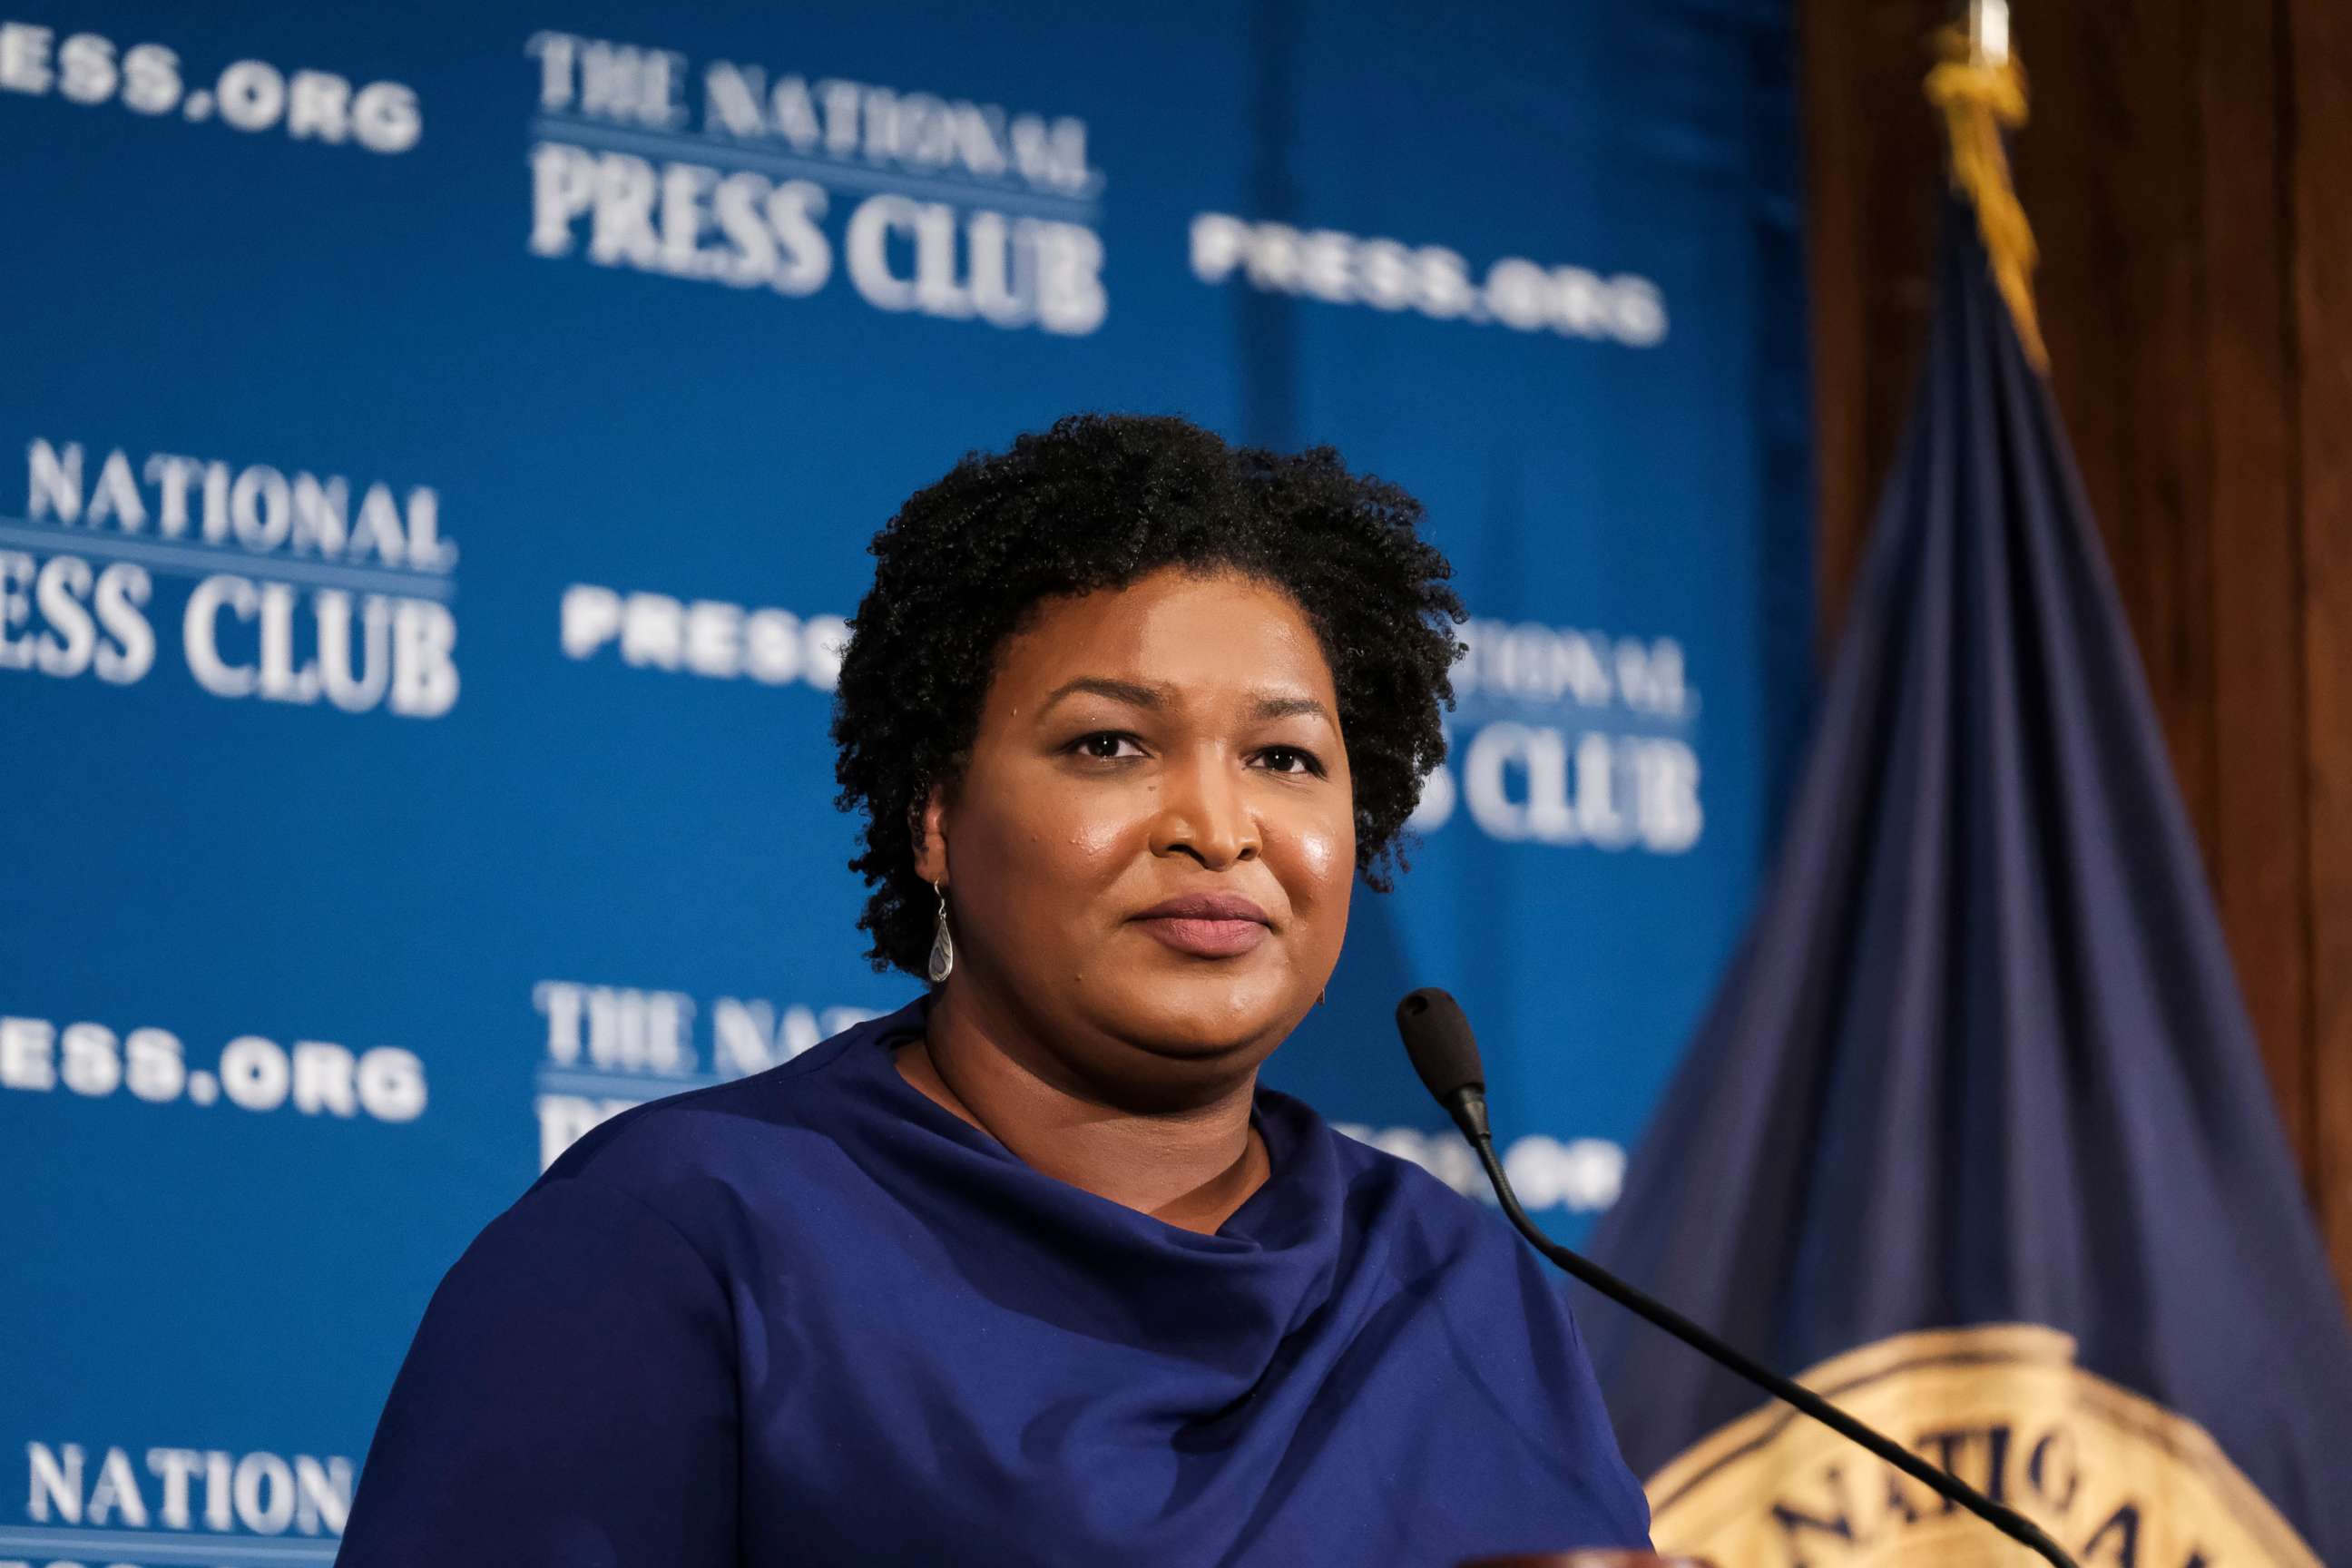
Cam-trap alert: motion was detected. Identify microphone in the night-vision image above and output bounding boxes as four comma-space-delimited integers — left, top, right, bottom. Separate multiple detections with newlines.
1394, 987, 2079, 1568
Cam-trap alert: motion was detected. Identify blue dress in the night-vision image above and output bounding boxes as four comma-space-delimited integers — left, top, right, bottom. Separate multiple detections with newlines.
338, 998, 1651, 1565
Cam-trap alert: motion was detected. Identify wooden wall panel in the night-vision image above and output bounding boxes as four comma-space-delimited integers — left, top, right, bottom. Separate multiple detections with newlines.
2049, 0, 2221, 868
2289, 0, 2352, 1303
1799, 0, 1941, 652
2183, 0, 2313, 1166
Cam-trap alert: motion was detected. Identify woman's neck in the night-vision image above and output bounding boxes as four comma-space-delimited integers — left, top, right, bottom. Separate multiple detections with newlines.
895, 985, 1270, 1235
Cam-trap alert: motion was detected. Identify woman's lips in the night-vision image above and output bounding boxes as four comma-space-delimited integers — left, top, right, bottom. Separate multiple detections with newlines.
1135, 916, 1272, 958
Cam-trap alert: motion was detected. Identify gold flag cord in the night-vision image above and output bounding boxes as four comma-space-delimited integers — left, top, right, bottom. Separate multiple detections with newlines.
1925, 28, 2049, 370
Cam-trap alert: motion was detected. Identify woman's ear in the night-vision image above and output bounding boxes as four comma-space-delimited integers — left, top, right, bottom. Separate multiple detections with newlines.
911, 787, 949, 885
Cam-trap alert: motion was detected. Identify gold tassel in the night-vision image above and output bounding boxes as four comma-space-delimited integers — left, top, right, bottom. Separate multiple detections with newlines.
1924, 26, 2049, 371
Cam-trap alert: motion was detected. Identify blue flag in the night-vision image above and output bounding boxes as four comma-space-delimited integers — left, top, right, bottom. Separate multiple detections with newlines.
1583, 201, 2352, 1568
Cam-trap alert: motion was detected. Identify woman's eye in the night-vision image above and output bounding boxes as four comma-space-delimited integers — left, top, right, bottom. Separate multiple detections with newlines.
1074, 732, 1142, 760
1257, 746, 1323, 777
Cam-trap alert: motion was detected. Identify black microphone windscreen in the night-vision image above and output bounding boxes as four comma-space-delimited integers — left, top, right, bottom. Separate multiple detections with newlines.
1395, 987, 1485, 1106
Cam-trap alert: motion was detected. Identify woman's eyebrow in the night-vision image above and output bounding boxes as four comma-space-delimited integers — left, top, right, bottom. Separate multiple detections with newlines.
1037, 679, 1332, 725
1040, 676, 1165, 713
1252, 694, 1332, 723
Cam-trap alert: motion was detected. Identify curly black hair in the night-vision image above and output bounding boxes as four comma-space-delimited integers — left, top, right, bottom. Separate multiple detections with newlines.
830, 413, 1465, 976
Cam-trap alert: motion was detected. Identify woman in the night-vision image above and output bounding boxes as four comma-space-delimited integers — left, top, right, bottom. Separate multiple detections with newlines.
338, 414, 1652, 1565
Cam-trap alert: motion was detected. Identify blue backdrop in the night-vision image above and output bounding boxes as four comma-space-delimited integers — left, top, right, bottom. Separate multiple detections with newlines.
0, 2, 1807, 1559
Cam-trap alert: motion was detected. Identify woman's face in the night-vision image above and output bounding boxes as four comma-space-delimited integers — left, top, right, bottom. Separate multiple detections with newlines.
918, 566, 1356, 1107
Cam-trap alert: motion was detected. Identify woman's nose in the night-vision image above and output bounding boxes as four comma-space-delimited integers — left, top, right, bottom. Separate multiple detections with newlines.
1149, 752, 1260, 868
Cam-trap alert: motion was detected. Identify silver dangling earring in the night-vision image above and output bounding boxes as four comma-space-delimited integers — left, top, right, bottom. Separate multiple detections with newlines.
926, 880, 955, 984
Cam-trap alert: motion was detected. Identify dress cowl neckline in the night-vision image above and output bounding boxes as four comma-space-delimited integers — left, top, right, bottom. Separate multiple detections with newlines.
818, 998, 1351, 1377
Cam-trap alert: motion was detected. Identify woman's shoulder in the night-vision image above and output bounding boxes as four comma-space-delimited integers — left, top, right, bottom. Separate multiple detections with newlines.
516, 1003, 923, 1258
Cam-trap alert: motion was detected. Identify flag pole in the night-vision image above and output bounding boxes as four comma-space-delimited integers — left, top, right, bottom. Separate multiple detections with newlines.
1969, 0, 2011, 68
